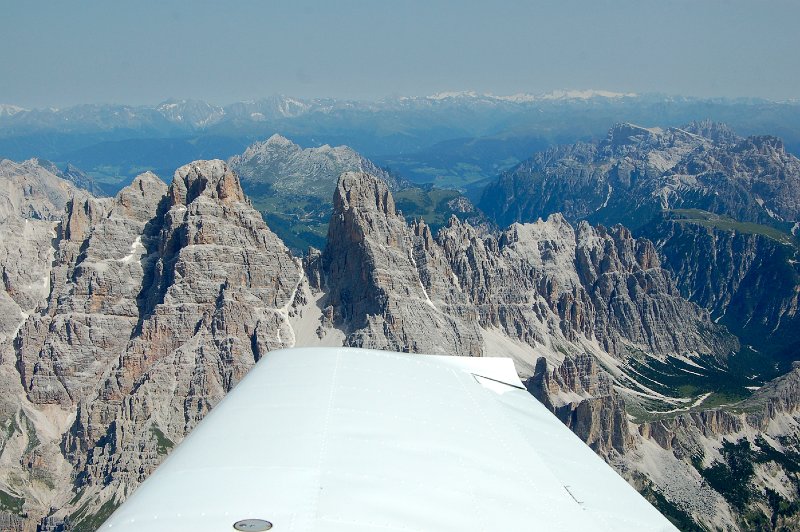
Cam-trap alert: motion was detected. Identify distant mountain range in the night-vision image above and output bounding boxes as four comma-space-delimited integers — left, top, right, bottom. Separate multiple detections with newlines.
0, 91, 616, 134
0, 90, 644, 130
2, 92, 799, 196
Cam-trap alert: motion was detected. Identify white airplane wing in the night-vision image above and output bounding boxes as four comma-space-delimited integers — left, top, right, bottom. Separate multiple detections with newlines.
100, 347, 677, 531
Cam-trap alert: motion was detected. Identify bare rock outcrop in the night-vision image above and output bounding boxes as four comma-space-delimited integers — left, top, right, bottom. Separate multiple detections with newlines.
17, 172, 167, 406
647, 216, 800, 360
64, 161, 301, 516
1, 161, 796, 530
0, 159, 91, 351
8, 160, 302, 525
323, 171, 483, 356
439, 213, 736, 363
0, 158, 91, 222
528, 355, 634, 455
480, 122, 800, 230
0, 159, 96, 529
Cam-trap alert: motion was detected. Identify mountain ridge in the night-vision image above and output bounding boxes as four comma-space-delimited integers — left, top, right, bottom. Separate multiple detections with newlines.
0, 154, 798, 529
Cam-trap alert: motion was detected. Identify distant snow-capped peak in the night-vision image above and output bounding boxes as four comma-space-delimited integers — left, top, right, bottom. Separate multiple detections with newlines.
538, 89, 638, 100
156, 99, 225, 128
423, 89, 638, 103
427, 91, 482, 100
0, 104, 28, 117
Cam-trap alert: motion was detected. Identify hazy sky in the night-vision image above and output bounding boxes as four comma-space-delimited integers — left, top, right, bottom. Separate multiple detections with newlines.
1, 0, 798, 107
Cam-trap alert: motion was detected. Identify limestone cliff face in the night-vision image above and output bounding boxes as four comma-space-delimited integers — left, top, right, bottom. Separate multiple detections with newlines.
321, 172, 800, 531
68, 161, 301, 518
323, 171, 483, 356
7, 160, 302, 526
645, 217, 800, 359
228, 134, 406, 252
0, 158, 91, 222
438, 214, 736, 363
0, 159, 91, 352
0, 160, 92, 531
480, 122, 800, 231
478, 121, 800, 368
17, 172, 167, 406
527, 355, 634, 455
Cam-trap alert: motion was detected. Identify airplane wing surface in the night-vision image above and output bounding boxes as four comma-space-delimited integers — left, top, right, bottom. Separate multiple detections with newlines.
101, 347, 677, 531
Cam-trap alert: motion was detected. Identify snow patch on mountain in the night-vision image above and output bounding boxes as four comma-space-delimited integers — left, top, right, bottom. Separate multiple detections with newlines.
539, 89, 638, 100
0, 104, 28, 117
425, 89, 639, 103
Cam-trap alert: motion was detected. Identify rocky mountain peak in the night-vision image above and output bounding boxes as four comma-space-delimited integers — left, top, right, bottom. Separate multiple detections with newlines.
527, 354, 632, 454
116, 171, 169, 222
228, 135, 406, 251
264, 133, 294, 147
235, 134, 301, 164
170, 159, 245, 205
684, 120, 739, 144
482, 120, 800, 230
734, 135, 786, 156
605, 122, 659, 147
324, 170, 483, 356
333, 171, 396, 216
2, 154, 796, 529
0, 158, 91, 221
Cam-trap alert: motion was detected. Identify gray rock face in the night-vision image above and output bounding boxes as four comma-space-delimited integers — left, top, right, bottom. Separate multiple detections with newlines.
646, 217, 800, 360
475, 122, 800, 519
68, 161, 301, 511
480, 121, 800, 231
0, 159, 96, 529
322, 169, 733, 382
0, 159, 91, 354
17, 172, 167, 406
105, 160, 300, 400
476, 124, 800, 361
35, 159, 105, 197
323, 171, 483, 356
0, 158, 91, 221
0, 216, 55, 350
321, 171, 789, 530
438, 214, 736, 363
527, 355, 633, 454
479, 123, 709, 228
7, 160, 302, 525
231, 133, 402, 196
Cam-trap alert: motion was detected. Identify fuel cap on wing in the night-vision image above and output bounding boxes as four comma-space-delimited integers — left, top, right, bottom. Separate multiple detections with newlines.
233, 519, 273, 531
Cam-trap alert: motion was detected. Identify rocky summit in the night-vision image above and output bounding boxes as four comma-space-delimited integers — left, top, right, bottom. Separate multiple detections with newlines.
228, 134, 403, 251
0, 155, 799, 530
1, 160, 301, 528
323, 171, 484, 357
